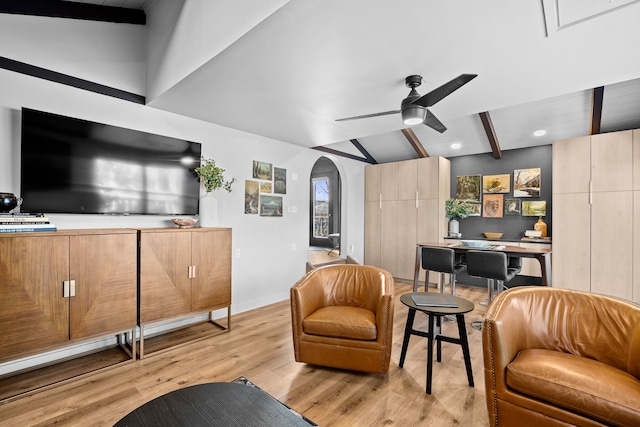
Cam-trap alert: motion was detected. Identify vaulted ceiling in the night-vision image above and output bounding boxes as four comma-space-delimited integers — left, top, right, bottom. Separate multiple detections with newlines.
6, 0, 640, 164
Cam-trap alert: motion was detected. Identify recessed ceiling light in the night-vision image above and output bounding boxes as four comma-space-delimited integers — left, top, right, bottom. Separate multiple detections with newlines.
533, 130, 546, 137
451, 143, 461, 149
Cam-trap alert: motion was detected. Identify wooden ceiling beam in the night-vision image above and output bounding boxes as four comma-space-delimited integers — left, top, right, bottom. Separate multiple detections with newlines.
590, 86, 604, 135
401, 128, 429, 158
479, 111, 502, 159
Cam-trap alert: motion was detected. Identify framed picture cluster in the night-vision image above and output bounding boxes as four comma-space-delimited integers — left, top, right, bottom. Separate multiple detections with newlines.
245, 160, 287, 217
456, 167, 546, 219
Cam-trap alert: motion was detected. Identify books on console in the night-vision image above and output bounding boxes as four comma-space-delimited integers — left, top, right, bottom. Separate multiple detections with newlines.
0, 213, 56, 233
410, 294, 459, 308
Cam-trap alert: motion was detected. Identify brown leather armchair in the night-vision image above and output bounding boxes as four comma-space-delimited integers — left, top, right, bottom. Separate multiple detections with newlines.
290, 264, 395, 374
483, 286, 640, 427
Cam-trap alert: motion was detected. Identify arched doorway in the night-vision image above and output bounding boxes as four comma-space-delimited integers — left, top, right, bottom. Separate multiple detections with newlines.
309, 157, 341, 263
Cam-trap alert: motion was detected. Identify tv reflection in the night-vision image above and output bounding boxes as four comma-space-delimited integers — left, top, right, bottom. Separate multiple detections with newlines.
94, 158, 194, 214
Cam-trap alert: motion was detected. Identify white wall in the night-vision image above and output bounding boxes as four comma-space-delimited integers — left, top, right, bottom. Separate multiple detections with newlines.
0, 12, 365, 328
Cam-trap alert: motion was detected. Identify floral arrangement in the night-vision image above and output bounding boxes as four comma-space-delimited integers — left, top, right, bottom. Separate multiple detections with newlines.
445, 198, 473, 219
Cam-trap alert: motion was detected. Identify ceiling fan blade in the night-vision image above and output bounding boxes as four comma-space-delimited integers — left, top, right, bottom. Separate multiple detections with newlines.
423, 109, 447, 133
412, 74, 478, 108
335, 109, 401, 122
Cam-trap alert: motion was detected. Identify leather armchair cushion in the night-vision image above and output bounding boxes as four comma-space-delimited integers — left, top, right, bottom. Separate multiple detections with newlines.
507, 349, 640, 426
303, 306, 377, 340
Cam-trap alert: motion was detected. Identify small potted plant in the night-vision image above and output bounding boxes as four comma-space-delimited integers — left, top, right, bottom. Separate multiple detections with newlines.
194, 157, 236, 193
445, 198, 472, 236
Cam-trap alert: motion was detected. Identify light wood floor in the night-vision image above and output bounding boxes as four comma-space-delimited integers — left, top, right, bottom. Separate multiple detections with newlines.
0, 281, 491, 427
308, 247, 342, 265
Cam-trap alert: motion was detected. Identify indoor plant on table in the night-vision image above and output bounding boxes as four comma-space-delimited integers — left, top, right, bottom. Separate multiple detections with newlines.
445, 198, 472, 237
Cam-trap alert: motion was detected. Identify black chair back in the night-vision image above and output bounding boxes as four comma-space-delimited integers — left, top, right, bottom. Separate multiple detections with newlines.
466, 250, 510, 281
421, 247, 457, 274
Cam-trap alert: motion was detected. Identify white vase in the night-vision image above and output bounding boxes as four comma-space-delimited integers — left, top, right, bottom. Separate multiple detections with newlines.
198, 193, 219, 227
448, 219, 459, 234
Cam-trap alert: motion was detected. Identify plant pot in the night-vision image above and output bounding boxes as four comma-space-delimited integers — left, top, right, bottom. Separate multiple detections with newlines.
198, 194, 219, 227
449, 219, 459, 234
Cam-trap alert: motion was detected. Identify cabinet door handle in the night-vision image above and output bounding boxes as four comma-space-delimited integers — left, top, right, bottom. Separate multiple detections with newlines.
69, 280, 76, 297
63, 281, 70, 298
416, 190, 419, 208
379, 193, 382, 209
188, 265, 192, 279
191, 265, 196, 279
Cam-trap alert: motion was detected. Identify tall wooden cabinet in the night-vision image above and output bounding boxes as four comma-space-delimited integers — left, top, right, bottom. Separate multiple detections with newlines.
138, 227, 232, 357
0, 229, 137, 363
365, 157, 450, 281
553, 129, 639, 303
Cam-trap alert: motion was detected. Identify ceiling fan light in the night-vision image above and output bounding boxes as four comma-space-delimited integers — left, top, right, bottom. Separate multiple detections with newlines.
402, 107, 426, 125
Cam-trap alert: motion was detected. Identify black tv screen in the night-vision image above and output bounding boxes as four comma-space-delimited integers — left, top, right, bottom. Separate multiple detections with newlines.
20, 108, 201, 215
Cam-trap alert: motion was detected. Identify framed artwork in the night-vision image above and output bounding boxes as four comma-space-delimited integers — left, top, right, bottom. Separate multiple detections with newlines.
483, 194, 503, 218
522, 200, 547, 216
259, 195, 283, 217
253, 161, 272, 180
244, 180, 259, 214
504, 198, 521, 216
260, 181, 272, 193
482, 174, 510, 193
467, 202, 482, 216
513, 168, 541, 197
456, 175, 481, 202
274, 167, 287, 194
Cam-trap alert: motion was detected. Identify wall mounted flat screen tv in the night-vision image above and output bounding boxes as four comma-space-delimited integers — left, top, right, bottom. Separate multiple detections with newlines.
20, 108, 202, 215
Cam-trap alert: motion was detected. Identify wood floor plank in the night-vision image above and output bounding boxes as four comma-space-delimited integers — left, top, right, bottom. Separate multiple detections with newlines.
0, 282, 491, 426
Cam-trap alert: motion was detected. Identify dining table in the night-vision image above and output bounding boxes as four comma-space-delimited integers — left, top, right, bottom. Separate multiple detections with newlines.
413, 241, 552, 290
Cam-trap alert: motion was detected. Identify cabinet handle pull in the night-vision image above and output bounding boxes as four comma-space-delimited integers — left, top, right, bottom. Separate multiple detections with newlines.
416, 190, 419, 208
69, 280, 76, 297
379, 193, 382, 209
63, 281, 70, 298
188, 265, 192, 278
192, 265, 196, 279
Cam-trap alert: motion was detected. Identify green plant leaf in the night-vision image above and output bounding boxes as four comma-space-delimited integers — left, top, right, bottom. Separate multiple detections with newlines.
194, 157, 235, 193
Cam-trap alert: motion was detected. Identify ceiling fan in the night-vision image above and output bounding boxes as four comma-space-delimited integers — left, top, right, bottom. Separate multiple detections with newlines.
335, 74, 478, 133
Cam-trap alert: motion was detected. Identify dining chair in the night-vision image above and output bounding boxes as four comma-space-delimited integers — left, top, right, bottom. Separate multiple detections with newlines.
466, 250, 521, 305
419, 246, 466, 295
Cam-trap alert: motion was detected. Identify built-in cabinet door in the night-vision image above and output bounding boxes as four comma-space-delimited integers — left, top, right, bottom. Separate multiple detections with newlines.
0, 235, 69, 361
634, 130, 640, 191
591, 131, 633, 193
191, 229, 232, 311
69, 233, 137, 339
397, 160, 417, 201
364, 165, 380, 202
552, 192, 591, 291
364, 201, 381, 267
139, 231, 192, 323
417, 157, 440, 200
379, 201, 399, 276
553, 130, 637, 299
552, 136, 590, 194
380, 162, 399, 201
591, 191, 633, 300
396, 199, 417, 280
